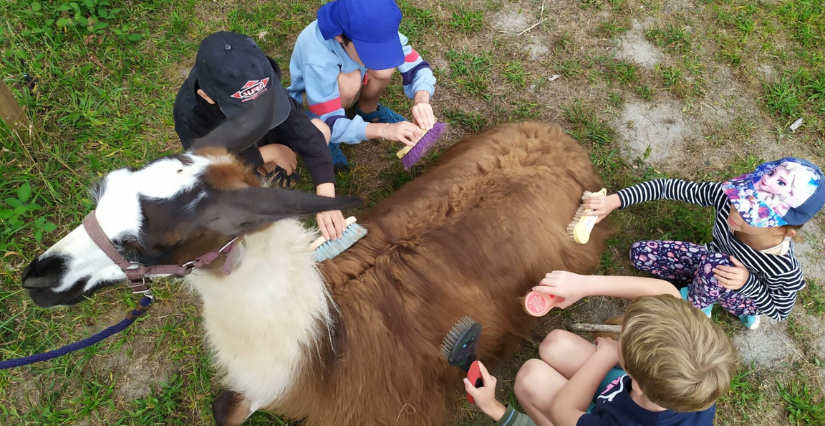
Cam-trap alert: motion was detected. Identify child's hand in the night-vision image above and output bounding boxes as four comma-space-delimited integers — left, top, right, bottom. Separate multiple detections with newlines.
258, 144, 297, 175
532, 271, 588, 308
595, 337, 621, 365
384, 122, 424, 146
582, 193, 621, 223
316, 210, 346, 241
714, 256, 749, 290
464, 362, 507, 421
411, 101, 436, 131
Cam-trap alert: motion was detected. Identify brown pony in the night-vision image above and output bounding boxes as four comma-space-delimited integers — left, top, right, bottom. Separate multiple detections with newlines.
22, 121, 607, 425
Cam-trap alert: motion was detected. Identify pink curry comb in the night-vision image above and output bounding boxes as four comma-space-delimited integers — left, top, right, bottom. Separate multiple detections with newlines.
395, 122, 447, 170
523, 291, 564, 317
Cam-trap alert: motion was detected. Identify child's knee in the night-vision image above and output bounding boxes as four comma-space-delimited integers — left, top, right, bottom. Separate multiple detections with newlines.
514, 359, 550, 400
539, 329, 578, 363
628, 240, 647, 261
337, 70, 362, 108
700, 253, 732, 270
367, 68, 394, 80
310, 118, 331, 144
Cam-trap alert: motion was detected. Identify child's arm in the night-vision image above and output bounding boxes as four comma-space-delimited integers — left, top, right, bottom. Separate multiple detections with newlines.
549, 338, 620, 426
532, 271, 681, 308
732, 262, 804, 321
266, 96, 334, 187
397, 33, 435, 101
397, 32, 436, 130
584, 179, 724, 221
464, 362, 538, 426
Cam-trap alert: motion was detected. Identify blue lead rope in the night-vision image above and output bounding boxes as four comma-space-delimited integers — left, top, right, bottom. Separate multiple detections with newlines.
0, 296, 153, 370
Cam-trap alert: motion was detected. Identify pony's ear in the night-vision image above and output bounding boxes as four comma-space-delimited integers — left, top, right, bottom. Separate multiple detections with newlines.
196, 187, 362, 235
190, 86, 275, 153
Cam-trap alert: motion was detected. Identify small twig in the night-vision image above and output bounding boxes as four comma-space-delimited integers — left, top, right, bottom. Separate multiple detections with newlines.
777, 334, 804, 359
570, 323, 622, 333
88, 54, 108, 71
517, 18, 548, 36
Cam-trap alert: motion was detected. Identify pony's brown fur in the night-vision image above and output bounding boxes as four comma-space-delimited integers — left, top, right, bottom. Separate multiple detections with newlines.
256, 122, 609, 425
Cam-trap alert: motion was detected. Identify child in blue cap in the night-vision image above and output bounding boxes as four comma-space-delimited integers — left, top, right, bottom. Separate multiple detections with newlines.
287, 0, 438, 170
574, 158, 825, 330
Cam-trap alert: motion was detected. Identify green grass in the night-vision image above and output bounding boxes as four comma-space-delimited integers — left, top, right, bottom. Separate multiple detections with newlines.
397, 0, 436, 41
636, 85, 653, 100
706, 0, 825, 133
799, 278, 825, 315
444, 109, 488, 133
503, 61, 526, 89
764, 77, 804, 118
659, 65, 682, 89
449, 9, 484, 33
445, 50, 493, 98
778, 376, 825, 425
598, 57, 639, 85
718, 365, 765, 421
645, 24, 693, 54
597, 19, 629, 38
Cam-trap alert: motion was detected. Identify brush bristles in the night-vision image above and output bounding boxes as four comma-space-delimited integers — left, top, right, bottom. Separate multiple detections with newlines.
314, 224, 368, 262
400, 122, 447, 170
566, 206, 585, 237
567, 190, 603, 243
440, 316, 476, 359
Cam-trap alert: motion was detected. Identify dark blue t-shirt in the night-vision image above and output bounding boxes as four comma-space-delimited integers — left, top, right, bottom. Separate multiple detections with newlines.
577, 375, 715, 426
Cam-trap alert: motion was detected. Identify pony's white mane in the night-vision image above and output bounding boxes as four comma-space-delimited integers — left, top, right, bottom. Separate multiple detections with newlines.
185, 218, 331, 410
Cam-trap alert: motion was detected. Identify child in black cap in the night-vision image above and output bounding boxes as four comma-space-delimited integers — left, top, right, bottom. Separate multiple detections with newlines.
173, 31, 347, 242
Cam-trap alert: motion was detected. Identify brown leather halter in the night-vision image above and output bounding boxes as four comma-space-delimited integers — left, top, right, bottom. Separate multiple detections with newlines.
82, 211, 238, 295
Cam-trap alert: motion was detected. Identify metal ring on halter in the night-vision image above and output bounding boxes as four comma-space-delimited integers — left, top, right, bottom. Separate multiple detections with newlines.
134, 287, 155, 304
218, 237, 238, 253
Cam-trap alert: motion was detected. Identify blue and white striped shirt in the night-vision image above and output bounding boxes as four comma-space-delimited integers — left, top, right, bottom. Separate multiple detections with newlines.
616, 179, 804, 320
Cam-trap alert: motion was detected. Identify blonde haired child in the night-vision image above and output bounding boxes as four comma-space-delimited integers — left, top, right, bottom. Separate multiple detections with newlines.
465, 294, 737, 426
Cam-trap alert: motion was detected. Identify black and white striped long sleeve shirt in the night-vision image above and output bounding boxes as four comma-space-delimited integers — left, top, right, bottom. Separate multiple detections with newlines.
616, 179, 804, 320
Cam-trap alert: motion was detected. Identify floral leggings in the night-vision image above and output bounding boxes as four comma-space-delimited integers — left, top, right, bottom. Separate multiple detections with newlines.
629, 240, 758, 316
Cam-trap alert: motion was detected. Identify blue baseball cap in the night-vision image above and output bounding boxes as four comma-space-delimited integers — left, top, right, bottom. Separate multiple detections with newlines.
192, 32, 291, 130
721, 158, 825, 227
317, 0, 404, 70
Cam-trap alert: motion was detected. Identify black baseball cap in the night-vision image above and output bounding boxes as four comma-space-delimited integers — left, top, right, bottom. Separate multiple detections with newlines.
191, 32, 291, 130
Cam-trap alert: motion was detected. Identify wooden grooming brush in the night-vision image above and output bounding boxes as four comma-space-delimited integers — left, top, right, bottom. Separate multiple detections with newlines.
567, 188, 607, 244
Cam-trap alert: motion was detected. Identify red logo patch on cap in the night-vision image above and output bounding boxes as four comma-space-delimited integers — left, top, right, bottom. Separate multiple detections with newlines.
231, 78, 270, 102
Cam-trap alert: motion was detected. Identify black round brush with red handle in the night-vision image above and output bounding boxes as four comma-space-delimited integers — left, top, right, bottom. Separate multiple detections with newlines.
440, 316, 483, 403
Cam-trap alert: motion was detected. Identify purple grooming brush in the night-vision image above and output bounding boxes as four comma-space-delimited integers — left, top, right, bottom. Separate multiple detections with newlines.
396, 122, 447, 170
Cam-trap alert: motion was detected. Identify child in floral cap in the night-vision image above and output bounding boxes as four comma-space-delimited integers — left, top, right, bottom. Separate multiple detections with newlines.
577, 158, 825, 330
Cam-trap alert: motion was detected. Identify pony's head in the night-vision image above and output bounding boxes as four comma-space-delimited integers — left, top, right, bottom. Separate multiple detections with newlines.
21, 88, 356, 307
21, 148, 356, 307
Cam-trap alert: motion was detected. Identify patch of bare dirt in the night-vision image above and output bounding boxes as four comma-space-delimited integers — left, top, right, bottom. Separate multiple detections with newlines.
615, 99, 698, 164
733, 317, 804, 369
794, 217, 825, 282
490, 8, 530, 33
615, 21, 665, 68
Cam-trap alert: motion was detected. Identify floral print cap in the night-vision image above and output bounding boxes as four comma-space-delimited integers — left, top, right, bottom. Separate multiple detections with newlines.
721, 158, 824, 227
